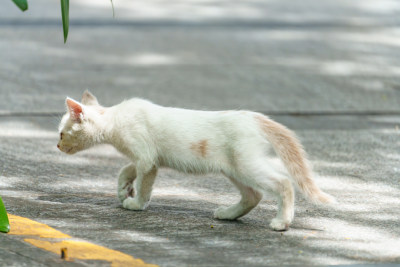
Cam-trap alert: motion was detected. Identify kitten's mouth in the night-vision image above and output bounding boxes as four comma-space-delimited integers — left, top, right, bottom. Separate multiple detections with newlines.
65, 147, 74, 154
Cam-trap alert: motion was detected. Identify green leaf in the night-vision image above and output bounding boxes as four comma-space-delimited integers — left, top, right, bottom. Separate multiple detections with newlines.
60, 0, 69, 43
0, 197, 10, 233
12, 0, 28, 11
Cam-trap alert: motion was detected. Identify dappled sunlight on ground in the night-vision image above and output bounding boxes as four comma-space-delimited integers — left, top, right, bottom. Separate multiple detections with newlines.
3, 3, 400, 113
2, 0, 400, 265
114, 230, 170, 243
354, 0, 400, 14
0, 120, 57, 138
299, 217, 400, 260
1, 116, 400, 264
97, 53, 181, 67
71, 0, 400, 25
76, 0, 274, 21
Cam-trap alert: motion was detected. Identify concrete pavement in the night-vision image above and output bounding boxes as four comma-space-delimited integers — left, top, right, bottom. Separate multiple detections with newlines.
2, 0, 400, 114
1, 114, 400, 266
1, 0, 400, 266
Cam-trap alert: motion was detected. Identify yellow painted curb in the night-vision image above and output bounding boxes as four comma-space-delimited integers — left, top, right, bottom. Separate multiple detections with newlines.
7, 214, 158, 267
8, 214, 71, 238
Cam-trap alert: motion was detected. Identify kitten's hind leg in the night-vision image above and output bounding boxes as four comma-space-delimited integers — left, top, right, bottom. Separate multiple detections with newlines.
123, 165, 157, 211
267, 178, 295, 231
252, 166, 295, 231
228, 162, 295, 231
214, 176, 262, 220
118, 164, 137, 203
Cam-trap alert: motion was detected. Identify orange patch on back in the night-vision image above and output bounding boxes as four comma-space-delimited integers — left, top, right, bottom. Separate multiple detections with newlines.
190, 140, 208, 157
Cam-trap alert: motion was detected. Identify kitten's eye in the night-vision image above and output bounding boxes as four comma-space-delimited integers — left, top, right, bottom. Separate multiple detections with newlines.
60, 132, 64, 139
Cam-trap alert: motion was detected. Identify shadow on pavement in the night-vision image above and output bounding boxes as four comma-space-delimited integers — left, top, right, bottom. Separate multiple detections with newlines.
1, 115, 399, 265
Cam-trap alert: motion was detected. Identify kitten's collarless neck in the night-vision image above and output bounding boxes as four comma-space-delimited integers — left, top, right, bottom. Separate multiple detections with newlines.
96, 107, 117, 145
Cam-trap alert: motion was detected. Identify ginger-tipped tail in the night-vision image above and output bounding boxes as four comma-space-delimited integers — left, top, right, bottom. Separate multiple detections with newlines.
255, 114, 335, 204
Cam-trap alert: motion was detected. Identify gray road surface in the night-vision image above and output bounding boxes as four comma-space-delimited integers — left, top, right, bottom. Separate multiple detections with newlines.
1, 0, 400, 266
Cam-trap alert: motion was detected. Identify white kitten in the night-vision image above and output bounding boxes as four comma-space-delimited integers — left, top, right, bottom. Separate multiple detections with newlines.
58, 91, 335, 231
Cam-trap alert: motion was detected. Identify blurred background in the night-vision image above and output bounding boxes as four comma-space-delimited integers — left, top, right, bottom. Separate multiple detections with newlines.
2, 0, 400, 113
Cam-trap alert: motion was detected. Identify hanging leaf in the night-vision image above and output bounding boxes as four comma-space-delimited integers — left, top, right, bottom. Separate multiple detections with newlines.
60, 0, 69, 43
12, 0, 28, 11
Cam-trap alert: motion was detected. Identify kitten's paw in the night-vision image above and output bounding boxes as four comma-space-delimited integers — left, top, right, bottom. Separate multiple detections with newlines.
269, 218, 290, 231
122, 197, 147, 211
213, 207, 238, 220
118, 182, 134, 203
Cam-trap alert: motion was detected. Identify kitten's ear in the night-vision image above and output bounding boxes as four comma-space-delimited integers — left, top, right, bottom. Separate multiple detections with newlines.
81, 90, 99, 106
66, 97, 84, 123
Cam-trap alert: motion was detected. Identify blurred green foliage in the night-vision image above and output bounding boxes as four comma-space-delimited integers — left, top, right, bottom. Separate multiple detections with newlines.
12, 0, 28, 11
60, 0, 69, 43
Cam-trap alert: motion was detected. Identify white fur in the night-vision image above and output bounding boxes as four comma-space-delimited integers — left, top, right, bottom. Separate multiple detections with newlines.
58, 91, 334, 231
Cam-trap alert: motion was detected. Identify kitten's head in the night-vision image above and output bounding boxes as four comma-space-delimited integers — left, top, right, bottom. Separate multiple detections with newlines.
57, 91, 105, 155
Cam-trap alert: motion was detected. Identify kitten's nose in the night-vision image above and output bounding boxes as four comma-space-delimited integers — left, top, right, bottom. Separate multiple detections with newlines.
57, 144, 60, 149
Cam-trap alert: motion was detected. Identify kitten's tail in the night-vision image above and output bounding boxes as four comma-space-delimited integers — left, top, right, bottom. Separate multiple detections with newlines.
255, 114, 335, 204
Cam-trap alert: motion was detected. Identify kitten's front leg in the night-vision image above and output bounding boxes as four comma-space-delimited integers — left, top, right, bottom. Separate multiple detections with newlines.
123, 165, 157, 211
118, 164, 137, 203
